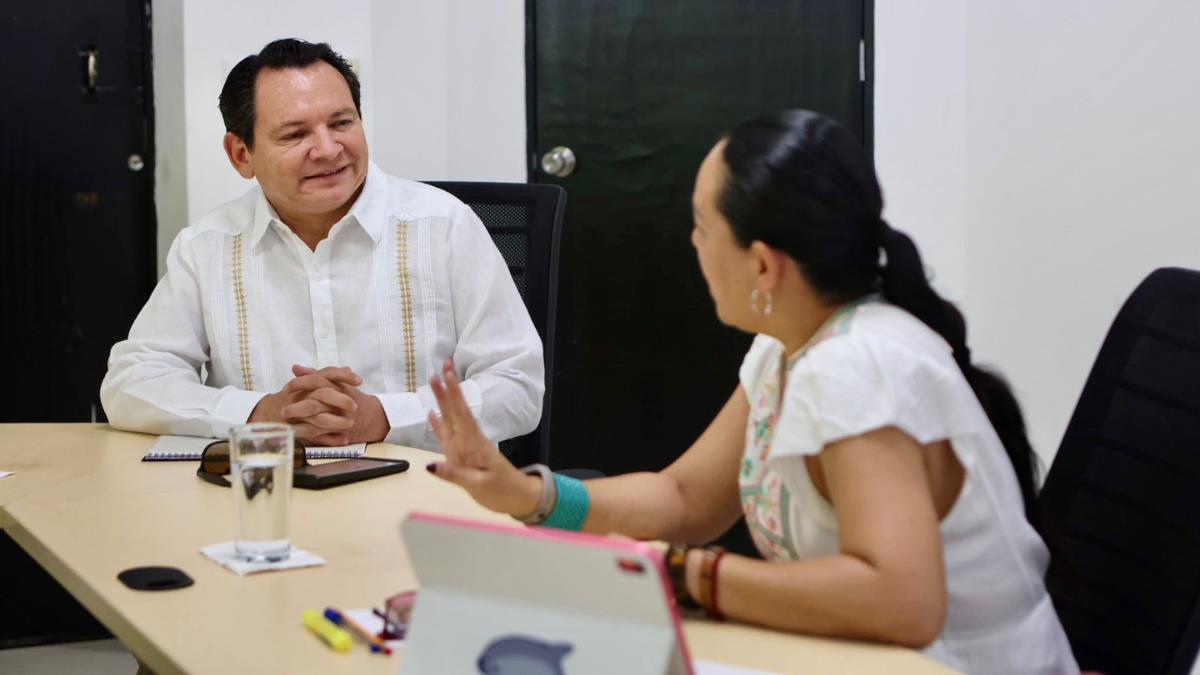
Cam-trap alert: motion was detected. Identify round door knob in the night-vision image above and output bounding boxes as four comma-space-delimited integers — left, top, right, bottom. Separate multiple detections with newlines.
127, 154, 145, 172
540, 146, 576, 178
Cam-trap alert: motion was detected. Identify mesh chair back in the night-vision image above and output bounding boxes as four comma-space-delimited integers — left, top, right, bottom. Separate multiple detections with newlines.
1040, 267, 1200, 675
424, 182, 566, 467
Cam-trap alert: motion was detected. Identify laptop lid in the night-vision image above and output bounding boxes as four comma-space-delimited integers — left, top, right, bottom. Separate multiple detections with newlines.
400, 512, 694, 675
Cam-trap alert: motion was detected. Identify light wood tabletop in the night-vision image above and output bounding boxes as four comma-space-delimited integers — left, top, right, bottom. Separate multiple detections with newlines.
0, 425, 955, 674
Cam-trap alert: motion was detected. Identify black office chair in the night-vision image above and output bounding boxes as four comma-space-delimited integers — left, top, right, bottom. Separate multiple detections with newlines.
424, 181, 565, 468
1039, 267, 1200, 675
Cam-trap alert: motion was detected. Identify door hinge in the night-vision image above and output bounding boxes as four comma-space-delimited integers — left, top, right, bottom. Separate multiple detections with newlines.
859, 39, 866, 83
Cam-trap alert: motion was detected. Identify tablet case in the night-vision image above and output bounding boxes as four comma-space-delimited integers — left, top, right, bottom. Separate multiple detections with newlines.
400, 512, 693, 675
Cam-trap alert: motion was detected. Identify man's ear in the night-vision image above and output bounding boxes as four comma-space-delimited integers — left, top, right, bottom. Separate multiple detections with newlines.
223, 132, 255, 180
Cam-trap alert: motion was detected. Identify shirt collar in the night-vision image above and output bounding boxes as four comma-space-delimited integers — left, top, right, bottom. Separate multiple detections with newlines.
348, 161, 388, 243
247, 161, 389, 248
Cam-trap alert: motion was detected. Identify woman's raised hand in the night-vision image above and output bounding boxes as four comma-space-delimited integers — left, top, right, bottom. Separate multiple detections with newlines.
426, 360, 541, 517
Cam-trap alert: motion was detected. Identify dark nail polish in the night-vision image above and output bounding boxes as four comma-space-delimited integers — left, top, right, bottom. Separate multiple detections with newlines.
426, 462, 437, 474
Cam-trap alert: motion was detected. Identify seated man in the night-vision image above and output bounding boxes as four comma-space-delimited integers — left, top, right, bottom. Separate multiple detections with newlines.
101, 38, 543, 448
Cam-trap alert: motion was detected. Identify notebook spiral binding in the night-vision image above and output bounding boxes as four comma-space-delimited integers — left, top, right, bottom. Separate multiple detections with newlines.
142, 447, 362, 462
141, 451, 196, 461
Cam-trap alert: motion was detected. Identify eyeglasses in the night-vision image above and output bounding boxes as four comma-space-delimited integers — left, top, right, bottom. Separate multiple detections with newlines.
196, 439, 309, 487
375, 590, 415, 640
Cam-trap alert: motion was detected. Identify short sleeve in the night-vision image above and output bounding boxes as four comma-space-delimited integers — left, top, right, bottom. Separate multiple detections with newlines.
739, 334, 783, 396
769, 333, 973, 459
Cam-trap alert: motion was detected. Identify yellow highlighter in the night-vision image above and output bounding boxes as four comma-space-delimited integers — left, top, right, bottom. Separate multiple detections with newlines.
303, 608, 353, 653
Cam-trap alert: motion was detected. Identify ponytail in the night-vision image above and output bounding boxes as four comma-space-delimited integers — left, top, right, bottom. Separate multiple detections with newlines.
879, 223, 1041, 524
718, 110, 1041, 528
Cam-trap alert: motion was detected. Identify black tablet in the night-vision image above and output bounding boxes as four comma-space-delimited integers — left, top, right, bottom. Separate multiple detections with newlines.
293, 457, 409, 490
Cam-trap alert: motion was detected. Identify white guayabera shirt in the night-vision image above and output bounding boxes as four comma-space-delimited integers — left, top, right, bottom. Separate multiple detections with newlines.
101, 162, 544, 449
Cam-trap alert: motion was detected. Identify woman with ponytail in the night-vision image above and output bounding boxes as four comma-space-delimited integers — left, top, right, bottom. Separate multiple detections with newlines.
419, 110, 1078, 674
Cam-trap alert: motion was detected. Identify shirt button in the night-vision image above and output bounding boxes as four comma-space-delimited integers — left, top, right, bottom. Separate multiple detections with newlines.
318, 331, 329, 340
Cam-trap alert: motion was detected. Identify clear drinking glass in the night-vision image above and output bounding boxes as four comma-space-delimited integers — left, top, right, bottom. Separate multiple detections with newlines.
230, 423, 293, 562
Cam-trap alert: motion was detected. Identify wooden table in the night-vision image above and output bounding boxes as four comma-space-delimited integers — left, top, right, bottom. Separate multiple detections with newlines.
0, 425, 954, 674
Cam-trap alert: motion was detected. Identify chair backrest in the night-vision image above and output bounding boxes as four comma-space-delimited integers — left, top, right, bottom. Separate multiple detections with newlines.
424, 181, 566, 467
1040, 267, 1200, 675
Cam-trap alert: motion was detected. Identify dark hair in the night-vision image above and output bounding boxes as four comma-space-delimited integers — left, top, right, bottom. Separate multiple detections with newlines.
717, 110, 1041, 524
218, 38, 361, 148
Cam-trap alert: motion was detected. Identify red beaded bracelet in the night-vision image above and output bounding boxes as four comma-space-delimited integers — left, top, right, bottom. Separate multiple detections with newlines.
697, 546, 727, 620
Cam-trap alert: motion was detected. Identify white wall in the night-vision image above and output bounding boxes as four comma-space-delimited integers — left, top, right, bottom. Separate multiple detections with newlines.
152, 0, 188, 268
370, 0, 526, 182
874, 1, 968, 303
876, 1, 1200, 469
368, 1, 450, 180
152, 0, 525, 272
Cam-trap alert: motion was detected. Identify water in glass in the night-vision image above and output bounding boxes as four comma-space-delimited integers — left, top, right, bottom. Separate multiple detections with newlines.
231, 424, 293, 561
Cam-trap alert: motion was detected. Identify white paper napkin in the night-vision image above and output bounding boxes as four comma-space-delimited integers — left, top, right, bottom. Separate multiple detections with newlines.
200, 541, 325, 576
345, 608, 405, 649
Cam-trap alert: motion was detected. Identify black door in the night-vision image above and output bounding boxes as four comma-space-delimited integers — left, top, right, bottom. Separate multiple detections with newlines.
0, 0, 153, 647
530, 1, 869, 477
0, 0, 155, 424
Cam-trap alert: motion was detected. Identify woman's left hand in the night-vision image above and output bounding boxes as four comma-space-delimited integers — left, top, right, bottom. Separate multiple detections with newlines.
426, 359, 542, 518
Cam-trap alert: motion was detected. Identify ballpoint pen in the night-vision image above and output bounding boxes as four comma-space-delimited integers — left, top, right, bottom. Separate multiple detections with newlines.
325, 607, 393, 655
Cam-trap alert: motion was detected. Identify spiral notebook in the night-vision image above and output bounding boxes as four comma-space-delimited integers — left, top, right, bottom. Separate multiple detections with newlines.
141, 435, 366, 461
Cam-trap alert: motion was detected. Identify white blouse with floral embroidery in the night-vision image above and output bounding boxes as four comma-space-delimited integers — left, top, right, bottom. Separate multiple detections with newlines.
737, 300, 1078, 675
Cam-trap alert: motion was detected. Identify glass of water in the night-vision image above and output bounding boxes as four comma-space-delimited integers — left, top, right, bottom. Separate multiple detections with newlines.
230, 423, 293, 562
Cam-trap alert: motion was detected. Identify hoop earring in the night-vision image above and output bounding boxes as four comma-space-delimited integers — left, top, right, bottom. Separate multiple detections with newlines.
750, 289, 773, 316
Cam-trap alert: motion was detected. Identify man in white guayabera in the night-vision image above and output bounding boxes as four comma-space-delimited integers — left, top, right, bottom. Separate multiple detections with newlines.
101, 38, 543, 449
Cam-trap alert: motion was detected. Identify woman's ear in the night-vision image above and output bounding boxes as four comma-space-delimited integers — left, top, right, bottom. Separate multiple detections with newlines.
748, 240, 786, 293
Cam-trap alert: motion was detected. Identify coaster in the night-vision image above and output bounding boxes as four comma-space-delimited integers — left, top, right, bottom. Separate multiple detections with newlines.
200, 542, 326, 576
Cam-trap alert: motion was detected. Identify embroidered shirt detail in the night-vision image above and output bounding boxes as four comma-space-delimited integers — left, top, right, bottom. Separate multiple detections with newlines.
396, 220, 418, 393
739, 303, 862, 561
232, 233, 254, 391
740, 350, 801, 561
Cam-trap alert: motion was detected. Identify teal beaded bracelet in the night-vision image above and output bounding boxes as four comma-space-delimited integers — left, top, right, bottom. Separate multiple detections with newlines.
542, 473, 590, 531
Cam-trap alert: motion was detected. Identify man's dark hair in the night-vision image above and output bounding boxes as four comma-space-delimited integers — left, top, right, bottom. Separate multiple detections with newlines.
219, 38, 361, 148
